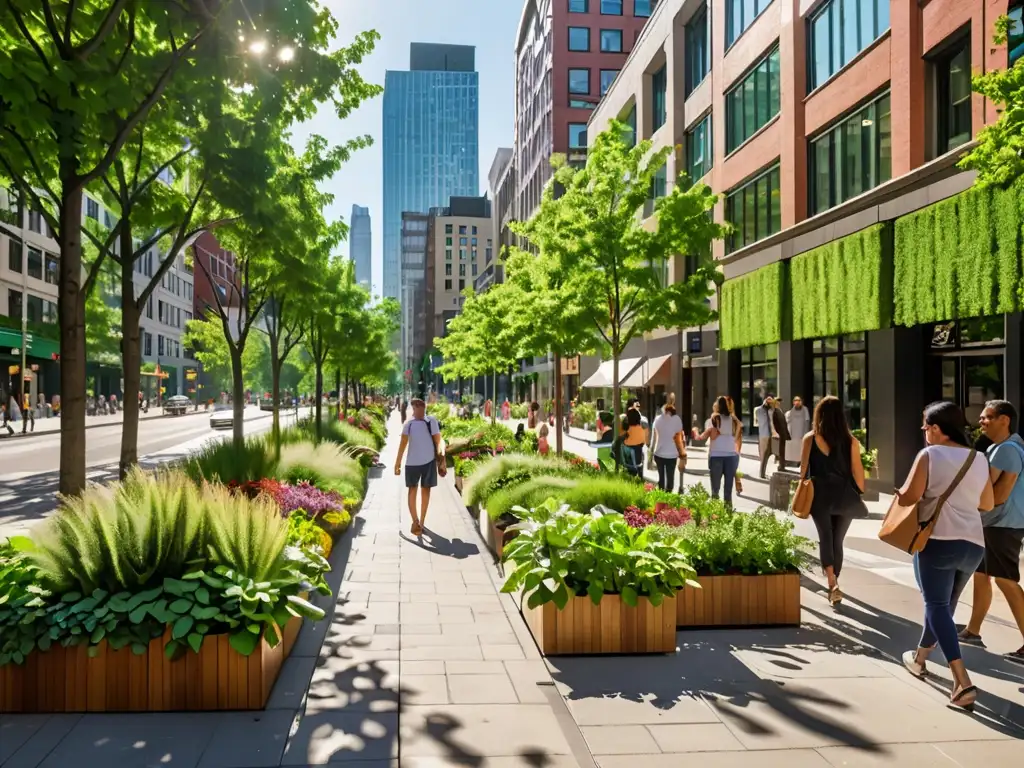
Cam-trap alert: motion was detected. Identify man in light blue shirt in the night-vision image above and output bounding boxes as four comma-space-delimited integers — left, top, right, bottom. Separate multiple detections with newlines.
960, 400, 1024, 664
395, 398, 442, 537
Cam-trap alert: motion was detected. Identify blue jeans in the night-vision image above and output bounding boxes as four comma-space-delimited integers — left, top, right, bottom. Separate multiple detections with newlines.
913, 538, 985, 662
708, 454, 739, 505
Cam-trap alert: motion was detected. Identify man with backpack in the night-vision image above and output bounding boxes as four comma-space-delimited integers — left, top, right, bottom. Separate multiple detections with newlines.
959, 400, 1024, 664
394, 397, 443, 537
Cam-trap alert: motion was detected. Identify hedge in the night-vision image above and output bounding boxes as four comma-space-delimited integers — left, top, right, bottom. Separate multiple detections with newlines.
894, 182, 1023, 326
719, 262, 785, 350
789, 224, 893, 341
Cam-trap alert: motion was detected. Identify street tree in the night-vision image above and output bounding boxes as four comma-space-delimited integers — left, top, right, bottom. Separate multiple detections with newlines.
515, 121, 726, 435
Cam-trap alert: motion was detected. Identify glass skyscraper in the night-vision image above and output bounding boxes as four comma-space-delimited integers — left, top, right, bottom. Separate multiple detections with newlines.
350, 205, 371, 291
382, 43, 479, 302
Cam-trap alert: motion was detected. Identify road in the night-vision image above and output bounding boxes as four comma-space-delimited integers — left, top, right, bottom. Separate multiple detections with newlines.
0, 406, 299, 538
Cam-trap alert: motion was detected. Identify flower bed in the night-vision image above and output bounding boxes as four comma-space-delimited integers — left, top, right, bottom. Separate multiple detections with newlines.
0, 469, 331, 712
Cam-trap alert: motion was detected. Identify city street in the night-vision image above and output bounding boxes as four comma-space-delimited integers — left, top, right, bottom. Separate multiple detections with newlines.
0, 406, 298, 538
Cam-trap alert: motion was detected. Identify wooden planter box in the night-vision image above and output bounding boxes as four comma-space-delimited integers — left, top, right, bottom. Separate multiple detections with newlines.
0, 619, 300, 713
454, 476, 464, 494
675, 573, 801, 628
523, 594, 677, 655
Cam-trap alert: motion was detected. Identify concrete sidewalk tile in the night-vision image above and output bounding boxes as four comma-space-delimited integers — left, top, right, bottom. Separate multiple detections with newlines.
399, 623, 443, 635
37, 712, 217, 768
647, 723, 746, 753
282, 710, 399, 765
401, 661, 446, 675
401, 758, 579, 768
198, 709, 298, 768
481, 644, 527, 661
267, 654, 319, 710
445, 661, 506, 675
929, 740, 1024, 764
447, 673, 519, 704
320, 634, 401, 653
566, 693, 721, 726
400, 645, 484, 661
581, 724, 661, 754
0, 714, 80, 768
400, 634, 481, 648
399, 704, 574, 759
596, 749, 832, 768
437, 606, 475, 622
816, 743, 964, 766
400, 675, 451, 705
399, 604, 441, 622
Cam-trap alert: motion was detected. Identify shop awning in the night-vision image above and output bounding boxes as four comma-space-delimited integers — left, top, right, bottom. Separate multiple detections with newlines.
581, 357, 643, 388
0, 328, 60, 360
621, 355, 673, 388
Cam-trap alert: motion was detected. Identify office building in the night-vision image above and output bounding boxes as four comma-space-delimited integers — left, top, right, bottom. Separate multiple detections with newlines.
588, 0, 1024, 488
480, 148, 514, 293
351, 205, 372, 291
382, 43, 480, 304
400, 212, 429, 378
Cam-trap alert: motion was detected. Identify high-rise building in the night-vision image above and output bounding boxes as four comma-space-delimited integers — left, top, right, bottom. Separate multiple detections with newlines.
480, 148, 514, 293
382, 43, 480, 304
400, 212, 429, 378
588, 0, 1024, 489
350, 205, 371, 291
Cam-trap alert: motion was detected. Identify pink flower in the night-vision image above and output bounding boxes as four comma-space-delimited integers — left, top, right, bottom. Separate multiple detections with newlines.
644, 483, 655, 492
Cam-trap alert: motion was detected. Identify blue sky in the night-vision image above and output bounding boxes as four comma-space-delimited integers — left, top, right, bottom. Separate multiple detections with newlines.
291, 0, 523, 298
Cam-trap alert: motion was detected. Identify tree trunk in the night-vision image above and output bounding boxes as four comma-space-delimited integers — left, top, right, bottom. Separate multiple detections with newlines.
612, 350, 620, 455
343, 373, 350, 418
492, 369, 497, 425
314, 361, 323, 439
57, 184, 87, 497
554, 350, 563, 455
230, 345, 245, 447
270, 347, 282, 451
119, 271, 142, 478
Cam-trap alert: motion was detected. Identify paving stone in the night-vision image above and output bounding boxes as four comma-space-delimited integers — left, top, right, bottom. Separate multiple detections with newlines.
582, 724, 661, 755
400, 675, 450, 705
815, 742, 964, 766
502, 660, 552, 704
565, 693, 720, 726
446, 673, 519, 704
481, 644, 526, 661
399, 603, 441, 622
444, 661, 507, 675
267, 654, 318, 710
282, 711, 399, 765
399, 704, 573, 759
198, 709, 299, 767
647, 723, 746, 753
399, 623, 442, 635
596, 750, 832, 768
0, 714, 81, 768
401, 759, 579, 768
400, 645, 484, 661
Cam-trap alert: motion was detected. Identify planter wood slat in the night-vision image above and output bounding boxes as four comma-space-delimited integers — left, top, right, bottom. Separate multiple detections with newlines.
523, 594, 677, 655
0, 619, 300, 714
676, 574, 800, 628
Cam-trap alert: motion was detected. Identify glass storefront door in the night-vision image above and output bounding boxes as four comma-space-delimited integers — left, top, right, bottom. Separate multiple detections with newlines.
811, 333, 867, 432
929, 317, 1005, 428
740, 344, 778, 435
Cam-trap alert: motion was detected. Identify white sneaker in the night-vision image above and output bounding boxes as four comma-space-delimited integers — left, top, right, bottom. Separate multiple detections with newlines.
902, 650, 927, 679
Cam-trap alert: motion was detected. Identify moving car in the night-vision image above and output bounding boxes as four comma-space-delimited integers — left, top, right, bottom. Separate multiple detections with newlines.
163, 395, 191, 416
209, 403, 234, 430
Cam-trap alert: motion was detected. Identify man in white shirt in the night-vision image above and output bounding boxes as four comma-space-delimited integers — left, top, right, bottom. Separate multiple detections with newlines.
395, 398, 442, 536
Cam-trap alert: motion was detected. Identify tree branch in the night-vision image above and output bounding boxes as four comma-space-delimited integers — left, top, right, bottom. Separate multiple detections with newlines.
40, 0, 68, 57
63, 0, 77, 48
72, 0, 130, 60
8, 4, 55, 75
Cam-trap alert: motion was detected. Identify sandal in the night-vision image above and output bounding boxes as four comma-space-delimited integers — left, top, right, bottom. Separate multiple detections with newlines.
828, 586, 843, 607
956, 628, 986, 648
948, 684, 978, 712
411, 522, 422, 536
901, 650, 927, 679
1003, 647, 1024, 666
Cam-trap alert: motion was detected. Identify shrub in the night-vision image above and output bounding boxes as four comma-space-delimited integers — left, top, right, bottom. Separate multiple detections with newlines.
463, 454, 571, 507
332, 420, 380, 451
276, 482, 346, 518
426, 403, 449, 421
570, 401, 597, 428
485, 475, 579, 521
559, 475, 646, 515
510, 403, 528, 419
278, 442, 364, 495
501, 499, 698, 609
181, 437, 276, 486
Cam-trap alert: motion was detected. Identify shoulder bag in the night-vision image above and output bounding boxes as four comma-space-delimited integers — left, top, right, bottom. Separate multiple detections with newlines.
791, 471, 814, 520
879, 449, 976, 554
417, 418, 447, 478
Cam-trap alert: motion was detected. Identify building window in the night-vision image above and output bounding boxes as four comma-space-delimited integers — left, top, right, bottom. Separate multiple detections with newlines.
472, 263, 478, 276
740, 344, 778, 435
812, 333, 867, 431
8, 289, 22, 321
28, 209, 41, 233
459, 248, 467, 260
651, 66, 667, 131
569, 68, 590, 94
445, 249, 452, 261
445, 264, 452, 276
600, 69, 619, 95
650, 165, 667, 200
601, 0, 622, 14
44, 252, 58, 285
569, 0, 588, 12
725, 165, 781, 253
445, 279, 453, 291
685, 3, 710, 96
937, 38, 972, 154
809, 0, 891, 91
727, 0, 773, 48
569, 26, 590, 51
459, 236, 467, 246
472, 225, 478, 234
624, 104, 637, 146
809, 92, 891, 215
725, 47, 780, 153
445, 236, 452, 246
26, 294, 44, 323
600, 29, 623, 52
86, 198, 99, 220
459, 264, 466, 277
570, 99, 595, 110
1010, 4, 1024, 65
685, 113, 713, 183
445, 223, 453, 233
459, 225, 467, 234
8, 239, 22, 273
634, 0, 654, 17
459, 279, 465, 291
569, 122, 588, 149
27, 247, 42, 280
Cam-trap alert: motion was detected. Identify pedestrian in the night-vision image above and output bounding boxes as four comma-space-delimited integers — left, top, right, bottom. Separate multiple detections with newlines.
394, 397, 442, 537
757, 396, 774, 478
484, 398, 492, 419
651, 402, 686, 492
501, 397, 510, 421
698, 396, 741, 505
537, 423, 550, 455
621, 407, 647, 477
725, 396, 744, 494
770, 395, 790, 471
21, 392, 34, 434
514, 423, 526, 443
958, 400, 1024, 664
799, 396, 868, 607
786, 395, 812, 464
625, 396, 650, 430
400, 399, 408, 423
528, 401, 539, 429
1, 401, 13, 436
895, 401, 993, 712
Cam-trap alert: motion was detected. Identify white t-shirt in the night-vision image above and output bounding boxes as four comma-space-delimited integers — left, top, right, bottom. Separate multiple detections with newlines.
705, 415, 739, 457
921, 444, 989, 548
401, 416, 440, 467
652, 413, 684, 459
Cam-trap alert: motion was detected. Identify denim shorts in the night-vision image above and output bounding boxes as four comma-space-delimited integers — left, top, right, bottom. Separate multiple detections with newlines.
405, 461, 438, 489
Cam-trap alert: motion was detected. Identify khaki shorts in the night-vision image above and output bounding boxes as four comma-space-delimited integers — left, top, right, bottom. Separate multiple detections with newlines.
758, 436, 771, 457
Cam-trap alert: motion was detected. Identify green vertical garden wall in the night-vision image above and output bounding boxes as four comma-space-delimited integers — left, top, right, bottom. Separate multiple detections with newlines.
894, 182, 1023, 326
789, 224, 893, 340
719, 262, 785, 350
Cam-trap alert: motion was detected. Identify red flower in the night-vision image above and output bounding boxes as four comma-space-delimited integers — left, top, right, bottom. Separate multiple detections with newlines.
644, 483, 655, 492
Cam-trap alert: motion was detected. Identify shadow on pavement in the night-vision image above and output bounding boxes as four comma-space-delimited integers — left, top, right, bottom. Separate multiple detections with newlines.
399, 527, 480, 559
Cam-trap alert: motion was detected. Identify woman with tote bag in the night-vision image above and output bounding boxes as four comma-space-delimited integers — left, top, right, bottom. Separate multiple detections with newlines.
797, 396, 868, 608
891, 402, 993, 712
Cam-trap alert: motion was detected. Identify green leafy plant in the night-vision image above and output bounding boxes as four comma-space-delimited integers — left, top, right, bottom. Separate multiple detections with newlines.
500, 499, 699, 609
559, 475, 646, 515
510, 403, 529, 419
570, 401, 597, 428
277, 442, 364, 494
720, 261, 785, 350
181, 437, 277, 487
463, 454, 572, 508
484, 475, 580, 521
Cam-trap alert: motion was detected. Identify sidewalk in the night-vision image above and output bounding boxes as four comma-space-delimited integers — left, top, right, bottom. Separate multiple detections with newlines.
2, 416, 1021, 767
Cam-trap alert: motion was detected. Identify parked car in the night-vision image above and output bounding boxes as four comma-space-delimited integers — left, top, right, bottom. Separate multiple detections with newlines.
209, 404, 234, 430
163, 395, 191, 416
